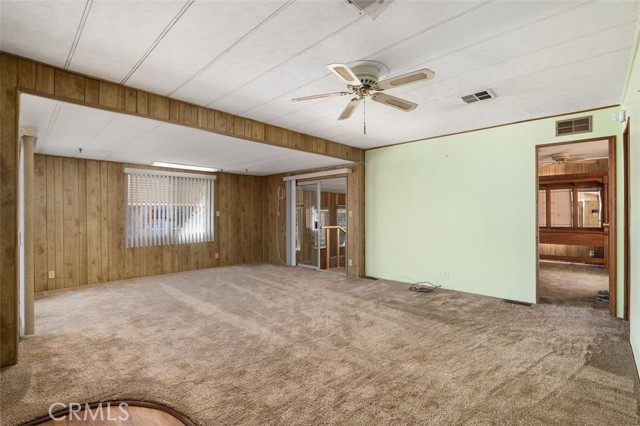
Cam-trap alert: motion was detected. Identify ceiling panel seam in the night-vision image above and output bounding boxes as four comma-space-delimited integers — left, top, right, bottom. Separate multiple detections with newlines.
103, 122, 164, 162
205, 15, 365, 107
83, 114, 117, 150
167, 0, 295, 97
364, 0, 495, 62
120, 0, 196, 85
65, 0, 94, 69
258, 0, 611, 124
40, 101, 63, 153
360, 0, 596, 88
238, 0, 497, 116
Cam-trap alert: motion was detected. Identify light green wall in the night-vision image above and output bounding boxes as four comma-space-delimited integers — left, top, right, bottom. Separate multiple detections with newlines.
366, 107, 625, 309
621, 26, 640, 377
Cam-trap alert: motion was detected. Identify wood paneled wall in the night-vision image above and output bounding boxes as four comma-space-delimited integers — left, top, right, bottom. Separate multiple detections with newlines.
33, 154, 264, 293
539, 158, 608, 176
1, 54, 19, 366
217, 173, 263, 266
261, 174, 288, 266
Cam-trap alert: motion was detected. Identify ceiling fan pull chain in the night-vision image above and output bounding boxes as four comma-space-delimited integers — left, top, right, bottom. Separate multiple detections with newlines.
363, 97, 367, 135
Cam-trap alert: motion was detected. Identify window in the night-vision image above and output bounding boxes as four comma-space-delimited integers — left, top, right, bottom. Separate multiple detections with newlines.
337, 206, 347, 246
578, 188, 602, 228
318, 209, 330, 247
550, 189, 573, 227
538, 190, 547, 227
125, 169, 215, 248
295, 205, 303, 251
538, 186, 603, 229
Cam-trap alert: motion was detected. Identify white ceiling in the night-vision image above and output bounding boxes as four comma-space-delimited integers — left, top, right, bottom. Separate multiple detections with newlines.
2, 0, 639, 149
538, 139, 609, 163
19, 94, 351, 175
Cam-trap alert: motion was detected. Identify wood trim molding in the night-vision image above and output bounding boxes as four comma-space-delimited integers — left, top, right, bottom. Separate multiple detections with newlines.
3, 51, 363, 163
535, 135, 618, 316
371, 105, 619, 151
21, 400, 197, 426
608, 136, 617, 315
624, 119, 631, 321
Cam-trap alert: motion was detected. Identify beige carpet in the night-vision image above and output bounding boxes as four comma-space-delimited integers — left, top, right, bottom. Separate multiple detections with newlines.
539, 261, 609, 309
1, 264, 638, 425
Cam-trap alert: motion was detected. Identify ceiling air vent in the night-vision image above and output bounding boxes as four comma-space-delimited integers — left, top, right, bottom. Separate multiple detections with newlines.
556, 116, 592, 136
461, 89, 496, 104
344, 0, 394, 19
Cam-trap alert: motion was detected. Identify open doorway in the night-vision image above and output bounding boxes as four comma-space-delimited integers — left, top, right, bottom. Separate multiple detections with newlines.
296, 177, 347, 274
536, 137, 616, 313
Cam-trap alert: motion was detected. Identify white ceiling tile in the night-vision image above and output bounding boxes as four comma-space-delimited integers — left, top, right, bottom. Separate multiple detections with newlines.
69, 0, 190, 83
125, 0, 290, 97
173, 0, 359, 108
0, 0, 88, 68
213, 1, 488, 115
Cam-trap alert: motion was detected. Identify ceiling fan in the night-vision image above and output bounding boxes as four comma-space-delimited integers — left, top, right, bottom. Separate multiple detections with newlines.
540, 151, 606, 165
291, 62, 435, 126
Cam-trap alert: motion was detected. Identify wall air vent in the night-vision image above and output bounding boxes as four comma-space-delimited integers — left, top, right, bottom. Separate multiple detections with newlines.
344, 0, 394, 19
555, 116, 592, 136
461, 89, 496, 104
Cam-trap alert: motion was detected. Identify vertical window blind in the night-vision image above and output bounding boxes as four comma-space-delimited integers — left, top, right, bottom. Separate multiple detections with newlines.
124, 168, 215, 248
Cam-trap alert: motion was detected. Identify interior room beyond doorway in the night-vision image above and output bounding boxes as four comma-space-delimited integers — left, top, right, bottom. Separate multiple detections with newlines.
296, 177, 347, 274
537, 138, 613, 311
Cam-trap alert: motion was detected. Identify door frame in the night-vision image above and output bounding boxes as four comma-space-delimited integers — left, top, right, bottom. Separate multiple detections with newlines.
535, 136, 617, 315
624, 120, 631, 321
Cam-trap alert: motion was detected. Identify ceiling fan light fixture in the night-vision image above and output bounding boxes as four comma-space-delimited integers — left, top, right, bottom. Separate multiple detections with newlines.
550, 152, 570, 164
294, 61, 430, 124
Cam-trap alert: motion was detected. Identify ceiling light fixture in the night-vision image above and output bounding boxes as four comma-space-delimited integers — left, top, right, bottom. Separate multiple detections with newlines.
151, 161, 218, 173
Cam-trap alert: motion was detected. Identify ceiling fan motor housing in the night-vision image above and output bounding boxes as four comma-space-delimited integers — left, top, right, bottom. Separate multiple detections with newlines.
351, 64, 380, 87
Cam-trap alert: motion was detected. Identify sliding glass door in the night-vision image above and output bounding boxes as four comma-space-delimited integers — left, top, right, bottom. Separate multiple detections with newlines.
296, 182, 320, 269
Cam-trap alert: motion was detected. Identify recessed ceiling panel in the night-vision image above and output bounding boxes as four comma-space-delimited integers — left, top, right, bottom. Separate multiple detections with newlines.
19, 94, 351, 175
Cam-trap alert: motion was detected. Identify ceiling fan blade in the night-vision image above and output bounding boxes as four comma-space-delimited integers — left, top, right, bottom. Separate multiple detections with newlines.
374, 68, 435, 91
371, 93, 417, 112
291, 91, 352, 102
338, 98, 361, 121
327, 63, 362, 86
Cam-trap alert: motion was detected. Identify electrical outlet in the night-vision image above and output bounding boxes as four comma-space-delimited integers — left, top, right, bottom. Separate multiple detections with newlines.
348, 210, 353, 218
348, 259, 353, 266
48, 271, 55, 279
215, 253, 219, 259
443, 270, 449, 279
216, 211, 220, 217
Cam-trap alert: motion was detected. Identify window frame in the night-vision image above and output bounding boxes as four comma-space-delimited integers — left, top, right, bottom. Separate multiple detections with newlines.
124, 168, 216, 248
538, 183, 604, 231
